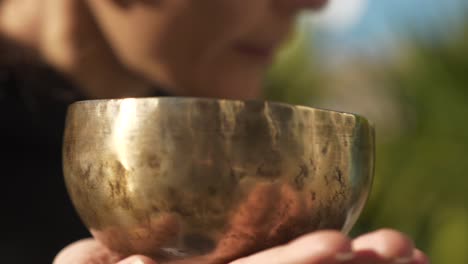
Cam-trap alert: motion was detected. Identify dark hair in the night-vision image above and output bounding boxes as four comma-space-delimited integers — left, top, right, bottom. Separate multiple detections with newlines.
1, 34, 85, 139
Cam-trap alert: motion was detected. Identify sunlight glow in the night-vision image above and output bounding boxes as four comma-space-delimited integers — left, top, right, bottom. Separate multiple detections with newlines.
306, 0, 369, 32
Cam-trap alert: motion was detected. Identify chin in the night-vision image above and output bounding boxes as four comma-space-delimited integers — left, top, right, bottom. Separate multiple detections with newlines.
189, 84, 261, 100
210, 74, 264, 100
180, 64, 266, 100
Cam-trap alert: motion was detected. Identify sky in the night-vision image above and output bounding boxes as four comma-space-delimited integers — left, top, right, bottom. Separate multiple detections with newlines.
306, 0, 468, 58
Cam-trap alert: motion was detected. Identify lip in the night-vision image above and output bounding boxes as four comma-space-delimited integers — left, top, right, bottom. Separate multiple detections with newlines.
234, 43, 276, 63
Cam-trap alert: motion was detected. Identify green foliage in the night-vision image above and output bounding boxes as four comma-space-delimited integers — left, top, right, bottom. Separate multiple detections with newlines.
263, 26, 322, 105
365, 25, 468, 262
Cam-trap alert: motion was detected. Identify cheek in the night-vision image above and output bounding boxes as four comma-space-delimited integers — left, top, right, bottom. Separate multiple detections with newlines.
104, 3, 243, 83
87, 1, 167, 67
147, 2, 261, 89
112, 17, 169, 65
155, 2, 249, 64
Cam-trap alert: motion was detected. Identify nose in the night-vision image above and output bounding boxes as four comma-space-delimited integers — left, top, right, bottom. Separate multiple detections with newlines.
278, 0, 329, 12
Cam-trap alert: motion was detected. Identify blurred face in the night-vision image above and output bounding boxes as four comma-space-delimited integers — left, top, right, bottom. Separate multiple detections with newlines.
87, 0, 327, 99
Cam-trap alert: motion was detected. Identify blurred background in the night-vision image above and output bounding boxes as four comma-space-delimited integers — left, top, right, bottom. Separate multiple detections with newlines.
265, 0, 468, 262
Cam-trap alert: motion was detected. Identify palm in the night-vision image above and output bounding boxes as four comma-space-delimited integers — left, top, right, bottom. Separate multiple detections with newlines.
54, 229, 428, 264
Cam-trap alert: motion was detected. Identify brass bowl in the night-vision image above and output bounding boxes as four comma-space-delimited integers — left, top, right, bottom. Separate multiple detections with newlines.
63, 97, 374, 263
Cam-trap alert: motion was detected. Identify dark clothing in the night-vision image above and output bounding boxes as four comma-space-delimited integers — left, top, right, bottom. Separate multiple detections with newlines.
0, 62, 169, 263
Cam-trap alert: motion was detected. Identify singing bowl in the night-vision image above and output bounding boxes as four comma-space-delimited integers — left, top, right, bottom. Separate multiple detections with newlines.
63, 97, 374, 263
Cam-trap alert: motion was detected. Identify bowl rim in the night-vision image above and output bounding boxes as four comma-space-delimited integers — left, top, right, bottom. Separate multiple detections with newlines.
69, 96, 372, 124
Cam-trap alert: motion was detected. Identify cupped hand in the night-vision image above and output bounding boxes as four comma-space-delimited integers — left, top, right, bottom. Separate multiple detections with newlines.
54, 229, 429, 264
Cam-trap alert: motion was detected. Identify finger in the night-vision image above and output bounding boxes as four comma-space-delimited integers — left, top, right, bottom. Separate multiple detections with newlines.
412, 249, 430, 264
117, 255, 158, 264
53, 238, 122, 264
352, 229, 415, 262
229, 230, 353, 264
345, 250, 386, 264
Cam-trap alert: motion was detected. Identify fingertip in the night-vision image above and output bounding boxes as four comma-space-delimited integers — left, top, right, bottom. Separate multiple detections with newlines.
413, 249, 430, 264
117, 255, 158, 264
352, 228, 414, 260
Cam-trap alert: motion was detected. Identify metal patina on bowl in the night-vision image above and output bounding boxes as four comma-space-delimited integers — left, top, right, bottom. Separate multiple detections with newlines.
63, 97, 374, 263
